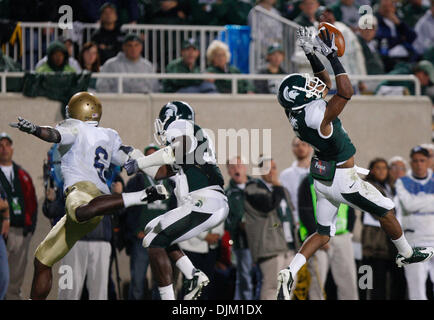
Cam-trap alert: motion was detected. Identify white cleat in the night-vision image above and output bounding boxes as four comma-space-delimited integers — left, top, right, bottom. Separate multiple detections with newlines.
277, 267, 294, 300
183, 269, 210, 300
396, 246, 434, 267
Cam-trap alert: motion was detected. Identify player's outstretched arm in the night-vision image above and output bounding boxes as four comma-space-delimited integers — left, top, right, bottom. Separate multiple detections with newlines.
9, 117, 61, 143
297, 27, 332, 90
315, 28, 354, 136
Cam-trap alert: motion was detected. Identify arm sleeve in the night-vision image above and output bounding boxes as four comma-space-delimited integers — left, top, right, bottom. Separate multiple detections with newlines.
297, 177, 317, 236
109, 129, 127, 166
55, 121, 78, 145
304, 100, 333, 139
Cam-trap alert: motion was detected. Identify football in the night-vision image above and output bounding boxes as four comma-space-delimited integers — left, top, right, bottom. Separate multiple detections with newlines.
318, 22, 345, 57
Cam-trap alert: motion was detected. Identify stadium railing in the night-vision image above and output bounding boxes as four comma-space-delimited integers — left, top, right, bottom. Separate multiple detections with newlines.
248, 5, 299, 74
0, 72, 421, 96
4, 22, 226, 72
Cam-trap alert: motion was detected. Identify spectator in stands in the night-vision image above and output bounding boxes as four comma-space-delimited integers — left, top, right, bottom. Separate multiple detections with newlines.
78, 42, 101, 89
0, 184, 9, 300
225, 156, 256, 300
401, 0, 429, 28
361, 158, 407, 300
388, 156, 408, 188
413, 0, 434, 57
395, 146, 434, 300
357, 14, 386, 94
96, 34, 159, 93
279, 137, 312, 225
254, 43, 287, 94
205, 40, 254, 94
148, 0, 189, 25
35, 41, 77, 73
78, 42, 101, 72
179, 222, 225, 300
421, 143, 434, 170
375, 0, 417, 72
162, 38, 217, 93
91, 2, 126, 65
357, 14, 385, 75
376, 60, 434, 103
0, 132, 37, 300
248, 0, 283, 72
294, 0, 319, 27
35, 37, 81, 73
298, 174, 358, 300
124, 145, 174, 300
244, 156, 297, 300
329, 0, 360, 30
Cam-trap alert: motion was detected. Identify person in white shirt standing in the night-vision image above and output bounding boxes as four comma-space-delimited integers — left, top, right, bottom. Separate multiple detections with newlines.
279, 136, 313, 224
395, 146, 434, 300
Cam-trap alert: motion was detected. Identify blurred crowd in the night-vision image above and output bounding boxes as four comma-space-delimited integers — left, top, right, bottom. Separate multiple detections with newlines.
0, 130, 433, 300
0, 0, 433, 101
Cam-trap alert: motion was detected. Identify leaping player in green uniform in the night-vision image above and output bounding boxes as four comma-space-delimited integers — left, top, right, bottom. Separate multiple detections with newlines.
276, 27, 434, 300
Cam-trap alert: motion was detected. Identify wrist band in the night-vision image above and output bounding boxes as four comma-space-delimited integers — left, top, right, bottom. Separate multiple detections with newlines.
337, 93, 351, 101
3, 217, 10, 220
327, 53, 346, 76
306, 53, 325, 74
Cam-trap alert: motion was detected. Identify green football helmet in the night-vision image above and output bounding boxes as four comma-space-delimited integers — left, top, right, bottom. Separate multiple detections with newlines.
277, 73, 326, 113
154, 101, 195, 146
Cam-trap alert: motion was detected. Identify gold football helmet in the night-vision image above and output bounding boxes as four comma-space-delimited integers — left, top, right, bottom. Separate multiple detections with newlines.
66, 92, 102, 123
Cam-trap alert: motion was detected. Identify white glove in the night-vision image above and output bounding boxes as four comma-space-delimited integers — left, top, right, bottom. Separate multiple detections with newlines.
296, 26, 318, 55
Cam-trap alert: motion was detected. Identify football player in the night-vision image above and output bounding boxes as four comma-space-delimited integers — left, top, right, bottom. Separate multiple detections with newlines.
125, 101, 229, 300
276, 27, 434, 300
9, 92, 169, 300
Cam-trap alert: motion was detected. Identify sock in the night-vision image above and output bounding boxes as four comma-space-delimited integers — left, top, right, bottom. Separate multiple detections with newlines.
158, 284, 175, 300
392, 234, 413, 258
288, 253, 307, 275
122, 191, 145, 208
176, 255, 195, 280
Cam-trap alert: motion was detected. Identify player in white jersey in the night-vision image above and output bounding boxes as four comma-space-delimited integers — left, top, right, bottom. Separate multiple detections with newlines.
9, 92, 169, 299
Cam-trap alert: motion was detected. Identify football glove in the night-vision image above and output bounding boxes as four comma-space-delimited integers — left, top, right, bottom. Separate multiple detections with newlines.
143, 184, 169, 203
9, 117, 38, 134
296, 26, 318, 55
124, 158, 139, 176
315, 28, 338, 59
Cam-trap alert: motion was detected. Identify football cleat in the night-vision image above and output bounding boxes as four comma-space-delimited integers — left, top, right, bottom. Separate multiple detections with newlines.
183, 269, 209, 300
396, 247, 434, 267
277, 267, 294, 300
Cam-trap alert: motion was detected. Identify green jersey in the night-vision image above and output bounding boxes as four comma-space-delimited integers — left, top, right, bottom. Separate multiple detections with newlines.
166, 119, 224, 192
286, 99, 356, 163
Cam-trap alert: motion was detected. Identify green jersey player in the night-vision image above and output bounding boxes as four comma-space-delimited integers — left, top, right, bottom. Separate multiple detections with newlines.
125, 101, 228, 300
276, 27, 434, 300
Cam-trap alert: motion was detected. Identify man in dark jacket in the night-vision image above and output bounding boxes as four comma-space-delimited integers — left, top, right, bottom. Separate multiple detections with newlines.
0, 132, 37, 300
244, 156, 297, 300
91, 2, 126, 64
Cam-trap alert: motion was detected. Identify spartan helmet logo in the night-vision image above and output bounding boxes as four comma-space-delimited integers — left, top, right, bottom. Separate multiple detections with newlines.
165, 103, 178, 119
283, 87, 300, 102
